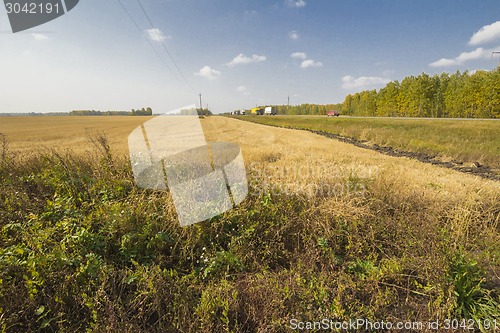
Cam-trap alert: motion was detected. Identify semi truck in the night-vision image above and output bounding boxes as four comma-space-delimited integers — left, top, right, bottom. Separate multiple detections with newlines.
264, 106, 277, 115
251, 106, 276, 115
251, 107, 263, 115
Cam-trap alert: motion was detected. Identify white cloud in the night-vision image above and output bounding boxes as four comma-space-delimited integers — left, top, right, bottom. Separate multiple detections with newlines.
291, 52, 322, 69
286, 0, 306, 8
32, 33, 49, 40
227, 53, 266, 67
195, 66, 221, 80
430, 21, 500, 67
236, 85, 250, 96
342, 75, 390, 89
457, 47, 495, 62
300, 59, 323, 69
145, 28, 170, 42
291, 52, 307, 59
429, 47, 496, 67
469, 21, 500, 46
288, 30, 300, 40
429, 58, 460, 67
469, 69, 492, 74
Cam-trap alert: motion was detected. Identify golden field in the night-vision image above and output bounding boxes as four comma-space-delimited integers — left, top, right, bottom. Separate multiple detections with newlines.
0, 116, 152, 155
2, 115, 497, 200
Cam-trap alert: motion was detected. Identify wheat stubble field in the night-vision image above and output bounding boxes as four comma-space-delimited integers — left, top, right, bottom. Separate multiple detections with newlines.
0, 116, 499, 332
0, 116, 152, 155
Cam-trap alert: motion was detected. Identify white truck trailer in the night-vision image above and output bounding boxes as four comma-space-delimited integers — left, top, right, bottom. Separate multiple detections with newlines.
264, 106, 277, 115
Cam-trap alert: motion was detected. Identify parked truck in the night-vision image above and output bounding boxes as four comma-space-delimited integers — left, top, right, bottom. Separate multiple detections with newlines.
251, 106, 276, 115
264, 106, 277, 115
251, 107, 263, 115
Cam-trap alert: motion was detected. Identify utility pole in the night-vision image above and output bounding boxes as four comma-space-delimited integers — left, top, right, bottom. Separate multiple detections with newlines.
199, 93, 203, 110
492, 52, 500, 67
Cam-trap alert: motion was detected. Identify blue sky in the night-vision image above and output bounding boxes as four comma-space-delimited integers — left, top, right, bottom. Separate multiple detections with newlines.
0, 0, 499, 114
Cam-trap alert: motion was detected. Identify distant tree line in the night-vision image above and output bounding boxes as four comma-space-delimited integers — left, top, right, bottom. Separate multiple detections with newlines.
248, 69, 498, 119
238, 104, 341, 115
341, 69, 499, 118
0, 112, 70, 117
131, 107, 153, 116
178, 108, 212, 116
70, 107, 153, 116
274, 104, 341, 115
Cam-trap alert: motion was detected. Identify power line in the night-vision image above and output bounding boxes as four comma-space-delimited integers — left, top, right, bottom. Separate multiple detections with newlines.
135, 0, 196, 93
116, 0, 181, 84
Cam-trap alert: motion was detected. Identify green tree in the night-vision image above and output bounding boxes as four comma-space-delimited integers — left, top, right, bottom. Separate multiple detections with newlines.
376, 81, 400, 116
342, 94, 353, 115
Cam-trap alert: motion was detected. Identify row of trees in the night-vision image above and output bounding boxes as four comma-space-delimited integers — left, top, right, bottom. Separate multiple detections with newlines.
341, 69, 499, 118
70, 107, 153, 116
243, 69, 497, 118
274, 103, 341, 115
178, 108, 212, 116
131, 108, 153, 116
235, 104, 340, 116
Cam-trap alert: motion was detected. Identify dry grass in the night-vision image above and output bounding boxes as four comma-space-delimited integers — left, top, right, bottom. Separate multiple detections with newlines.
203, 117, 498, 203
241, 115, 500, 171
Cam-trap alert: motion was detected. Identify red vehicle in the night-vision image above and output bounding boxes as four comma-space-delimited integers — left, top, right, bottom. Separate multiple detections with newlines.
327, 110, 340, 117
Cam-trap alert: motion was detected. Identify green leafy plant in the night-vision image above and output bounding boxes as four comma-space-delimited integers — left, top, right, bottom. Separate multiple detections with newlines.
450, 252, 500, 324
